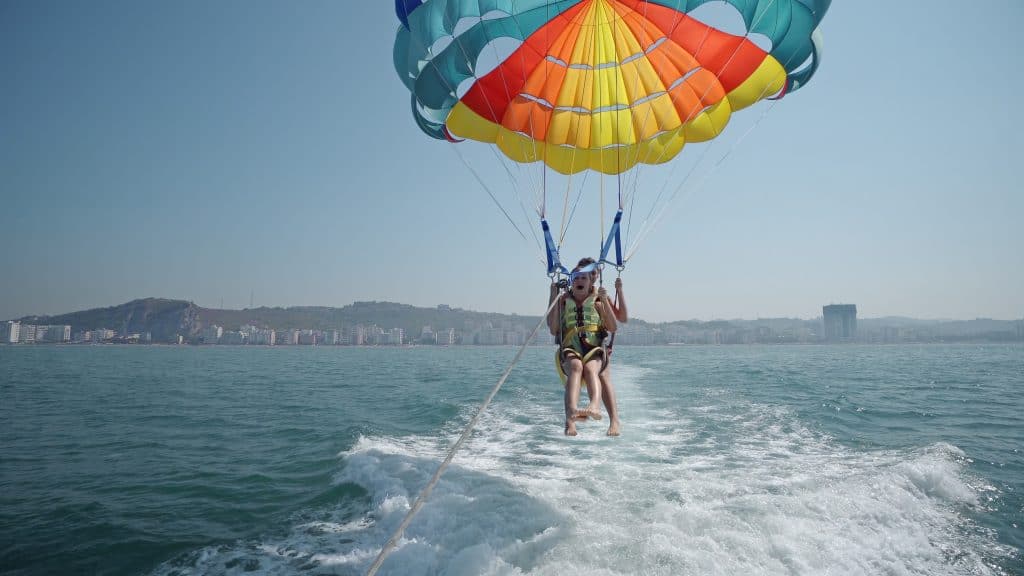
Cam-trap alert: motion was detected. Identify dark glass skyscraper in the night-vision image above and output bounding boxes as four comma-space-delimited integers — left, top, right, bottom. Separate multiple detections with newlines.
823, 304, 857, 341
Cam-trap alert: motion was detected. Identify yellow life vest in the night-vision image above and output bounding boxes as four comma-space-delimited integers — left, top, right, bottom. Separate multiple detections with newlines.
554, 293, 607, 384
561, 294, 604, 352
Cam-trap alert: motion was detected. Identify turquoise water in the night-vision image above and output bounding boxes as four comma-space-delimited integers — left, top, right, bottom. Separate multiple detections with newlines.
1, 344, 1021, 575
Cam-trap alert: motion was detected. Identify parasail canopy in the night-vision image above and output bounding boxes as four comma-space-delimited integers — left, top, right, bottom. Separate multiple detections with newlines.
395, 0, 830, 175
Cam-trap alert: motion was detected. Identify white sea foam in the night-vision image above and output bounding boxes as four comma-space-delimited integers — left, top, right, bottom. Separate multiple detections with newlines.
151, 362, 1014, 575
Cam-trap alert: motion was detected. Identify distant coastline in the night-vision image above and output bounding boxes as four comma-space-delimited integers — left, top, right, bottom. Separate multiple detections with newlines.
4, 298, 1023, 346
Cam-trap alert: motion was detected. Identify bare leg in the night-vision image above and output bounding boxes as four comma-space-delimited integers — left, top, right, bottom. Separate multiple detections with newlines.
582, 360, 603, 420
600, 366, 621, 436
563, 357, 583, 436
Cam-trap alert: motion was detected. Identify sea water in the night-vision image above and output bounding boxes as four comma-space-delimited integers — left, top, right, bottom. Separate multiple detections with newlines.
1, 344, 1021, 575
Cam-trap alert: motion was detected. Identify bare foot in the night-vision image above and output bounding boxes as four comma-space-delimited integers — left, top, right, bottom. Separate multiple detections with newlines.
572, 408, 589, 420
606, 419, 621, 436
586, 407, 603, 421
565, 420, 578, 436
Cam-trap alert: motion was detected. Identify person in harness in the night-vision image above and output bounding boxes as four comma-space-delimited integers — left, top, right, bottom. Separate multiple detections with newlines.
580, 258, 627, 436
547, 259, 618, 436
572, 257, 628, 436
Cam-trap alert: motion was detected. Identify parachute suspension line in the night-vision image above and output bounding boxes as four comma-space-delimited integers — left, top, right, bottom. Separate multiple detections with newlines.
620, 0, 654, 200
600, 207, 624, 270
513, 157, 546, 250
621, 0, 743, 224
543, 0, 554, 220
626, 73, 796, 262
626, 0, 809, 262
612, 0, 624, 273
479, 139, 543, 252
624, 172, 639, 266
442, 5, 544, 227
596, 181, 623, 274
558, 137, 585, 248
366, 296, 562, 576
544, 169, 592, 275
563, 170, 588, 245
618, 0, 660, 258
625, 134, 715, 261
543, 0, 616, 272
614, 164, 624, 270
619, 4, 716, 255
431, 2, 559, 275
605, 0, 620, 278
545, 169, 589, 274
595, 0, 609, 274
400, 17, 541, 260
620, 2, 695, 193
539, 1, 556, 274
555, 168, 590, 265
542, 160, 547, 220
542, 164, 566, 276
539, 1, 550, 222
562, 61, 590, 246
617, 157, 624, 210
558, 34, 592, 251
544, 0, 593, 280
614, 0, 622, 183
505, 2, 547, 207
558, 170, 573, 247
558, 0, 596, 252
605, 266, 622, 351
479, 140, 548, 260
600, 174, 605, 264
449, 145, 541, 263
623, 0, 787, 262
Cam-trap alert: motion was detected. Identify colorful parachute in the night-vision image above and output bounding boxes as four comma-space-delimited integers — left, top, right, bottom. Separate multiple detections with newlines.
394, 0, 830, 175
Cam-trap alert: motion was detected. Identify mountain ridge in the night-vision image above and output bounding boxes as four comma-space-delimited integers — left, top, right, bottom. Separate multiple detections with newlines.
11, 298, 1023, 344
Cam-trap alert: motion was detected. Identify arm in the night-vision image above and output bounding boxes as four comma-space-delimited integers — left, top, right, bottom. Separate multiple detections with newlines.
596, 288, 617, 333
547, 286, 563, 336
612, 277, 628, 323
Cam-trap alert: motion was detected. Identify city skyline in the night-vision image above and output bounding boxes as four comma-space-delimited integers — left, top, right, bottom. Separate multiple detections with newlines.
2, 2, 1022, 322
5, 297, 1022, 348
6, 312, 1021, 346
5, 295, 1022, 325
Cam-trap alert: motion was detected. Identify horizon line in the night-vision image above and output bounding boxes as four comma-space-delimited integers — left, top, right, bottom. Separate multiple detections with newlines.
6, 297, 1024, 325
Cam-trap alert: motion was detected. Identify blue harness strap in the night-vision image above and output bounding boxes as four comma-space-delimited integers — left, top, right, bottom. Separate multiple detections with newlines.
542, 219, 570, 276
569, 262, 598, 282
543, 208, 623, 279
599, 209, 623, 268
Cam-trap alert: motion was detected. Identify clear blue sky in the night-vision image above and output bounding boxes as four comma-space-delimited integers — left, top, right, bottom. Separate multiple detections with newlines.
2, 1, 1021, 322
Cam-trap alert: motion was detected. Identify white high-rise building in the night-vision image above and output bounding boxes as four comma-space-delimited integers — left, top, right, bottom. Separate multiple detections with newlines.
2, 321, 20, 343
435, 328, 455, 345
350, 325, 366, 346
42, 325, 71, 343
201, 325, 223, 344
220, 331, 246, 345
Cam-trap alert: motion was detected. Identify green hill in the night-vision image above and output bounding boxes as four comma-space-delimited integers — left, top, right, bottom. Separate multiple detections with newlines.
18, 298, 198, 342
17, 298, 545, 343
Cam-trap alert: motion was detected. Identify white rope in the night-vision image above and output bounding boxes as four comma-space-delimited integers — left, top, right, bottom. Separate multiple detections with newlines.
365, 296, 561, 576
